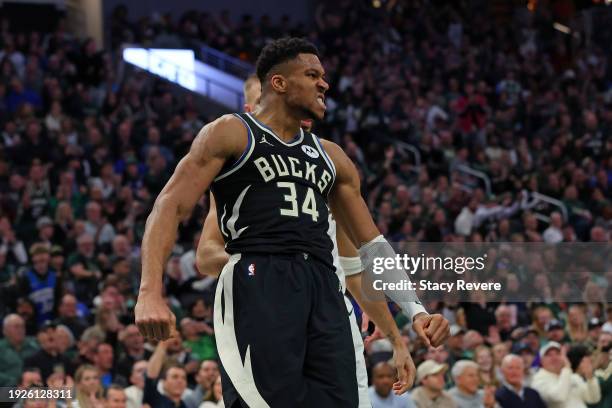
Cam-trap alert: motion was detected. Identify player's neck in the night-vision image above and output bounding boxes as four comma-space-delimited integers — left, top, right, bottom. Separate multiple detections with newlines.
252, 103, 302, 142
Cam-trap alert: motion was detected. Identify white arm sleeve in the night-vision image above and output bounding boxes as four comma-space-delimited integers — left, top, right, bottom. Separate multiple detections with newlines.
358, 235, 428, 322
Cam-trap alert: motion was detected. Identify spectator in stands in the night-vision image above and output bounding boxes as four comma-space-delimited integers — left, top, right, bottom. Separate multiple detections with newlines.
67, 233, 102, 306
474, 345, 499, 387
199, 375, 224, 408
495, 354, 546, 408
116, 324, 151, 380
17, 367, 43, 389
17, 243, 58, 325
410, 359, 455, 407
93, 342, 126, 388
448, 360, 497, 408
494, 305, 516, 342
105, 384, 128, 408
531, 342, 601, 408
546, 319, 568, 343
55, 293, 89, 339
184, 359, 219, 408
125, 360, 147, 408
24, 321, 74, 382
0, 314, 39, 386
74, 364, 104, 408
543, 212, 564, 243
143, 338, 188, 408
367, 361, 416, 407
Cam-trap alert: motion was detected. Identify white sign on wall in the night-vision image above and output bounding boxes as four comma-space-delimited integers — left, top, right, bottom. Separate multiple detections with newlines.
123, 47, 196, 91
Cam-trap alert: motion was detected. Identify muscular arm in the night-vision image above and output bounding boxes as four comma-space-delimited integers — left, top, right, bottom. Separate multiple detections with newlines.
337, 224, 402, 345
196, 194, 229, 277
136, 115, 246, 340
325, 139, 449, 348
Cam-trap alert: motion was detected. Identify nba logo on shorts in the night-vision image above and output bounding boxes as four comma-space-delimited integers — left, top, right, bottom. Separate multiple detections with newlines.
248, 263, 256, 276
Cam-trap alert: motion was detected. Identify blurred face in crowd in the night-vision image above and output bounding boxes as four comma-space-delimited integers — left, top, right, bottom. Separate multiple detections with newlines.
130, 361, 147, 389
163, 367, 187, 400
568, 306, 585, 326
20, 370, 42, 388
94, 343, 114, 372
112, 235, 131, 257
58, 294, 77, 318
55, 326, 73, 353
455, 365, 479, 395
422, 370, 446, 393
106, 388, 127, 408
3, 314, 26, 345
197, 360, 219, 389
213, 375, 223, 401
425, 346, 449, 364
493, 343, 509, 365
501, 355, 524, 389
78, 368, 100, 394
37, 327, 57, 354
541, 348, 564, 374
535, 307, 552, 328
548, 327, 565, 342
77, 234, 95, 257
476, 347, 493, 371
495, 307, 512, 329
31, 252, 50, 274
121, 325, 144, 352
372, 362, 395, 398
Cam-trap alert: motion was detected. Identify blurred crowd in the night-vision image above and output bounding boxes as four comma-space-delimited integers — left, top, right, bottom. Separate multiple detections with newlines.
0, 0, 610, 407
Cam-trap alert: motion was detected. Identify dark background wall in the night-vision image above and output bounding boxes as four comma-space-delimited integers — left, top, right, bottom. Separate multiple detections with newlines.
103, 0, 314, 25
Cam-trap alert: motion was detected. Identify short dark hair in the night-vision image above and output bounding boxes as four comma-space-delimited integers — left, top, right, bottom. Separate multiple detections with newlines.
161, 361, 186, 380
255, 37, 319, 85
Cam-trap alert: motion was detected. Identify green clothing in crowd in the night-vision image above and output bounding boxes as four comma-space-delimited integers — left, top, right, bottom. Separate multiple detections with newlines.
0, 337, 40, 386
184, 335, 218, 361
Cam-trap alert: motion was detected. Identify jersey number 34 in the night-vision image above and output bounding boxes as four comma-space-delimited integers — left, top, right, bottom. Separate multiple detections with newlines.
277, 182, 319, 222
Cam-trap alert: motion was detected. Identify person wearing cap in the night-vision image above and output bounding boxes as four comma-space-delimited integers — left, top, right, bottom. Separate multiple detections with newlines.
367, 361, 416, 408
531, 341, 601, 408
588, 318, 603, 345
17, 243, 60, 325
495, 354, 546, 408
546, 319, 568, 343
411, 359, 456, 408
448, 360, 498, 408
33, 216, 55, 248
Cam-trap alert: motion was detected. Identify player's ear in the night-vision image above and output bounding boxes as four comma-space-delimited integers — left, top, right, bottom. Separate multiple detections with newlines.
244, 104, 253, 113
270, 74, 287, 93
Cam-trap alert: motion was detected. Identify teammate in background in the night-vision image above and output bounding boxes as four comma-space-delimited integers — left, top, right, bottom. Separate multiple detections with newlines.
135, 37, 446, 407
196, 74, 449, 407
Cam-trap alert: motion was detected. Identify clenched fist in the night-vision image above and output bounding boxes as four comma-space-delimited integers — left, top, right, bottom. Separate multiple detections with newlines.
135, 293, 177, 341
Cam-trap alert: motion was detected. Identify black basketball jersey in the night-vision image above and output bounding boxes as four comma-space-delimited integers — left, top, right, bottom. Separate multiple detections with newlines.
210, 112, 337, 268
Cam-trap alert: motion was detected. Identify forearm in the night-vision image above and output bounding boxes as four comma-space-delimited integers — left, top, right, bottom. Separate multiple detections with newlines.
346, 275, 402, 347
196, 243, 229, 277
146, 342, 168, 379
140, 198, 180, 294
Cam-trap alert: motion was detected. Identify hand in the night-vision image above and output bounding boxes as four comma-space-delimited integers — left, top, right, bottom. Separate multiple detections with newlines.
135, 293, 177, 341
391, 344, 416, 395
364, 326, 385, 347
578, 357, 594, 379
413, 313, 450, 347
483, 385, 496, 407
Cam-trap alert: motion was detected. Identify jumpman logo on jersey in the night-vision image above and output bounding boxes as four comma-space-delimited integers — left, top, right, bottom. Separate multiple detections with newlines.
260, 134, 274, 146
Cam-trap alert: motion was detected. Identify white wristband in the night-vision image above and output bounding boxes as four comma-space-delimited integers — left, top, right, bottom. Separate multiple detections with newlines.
339, 256, 363, 276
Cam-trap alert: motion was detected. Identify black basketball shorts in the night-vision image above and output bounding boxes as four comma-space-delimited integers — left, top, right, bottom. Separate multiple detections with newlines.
213, 253, 358, 408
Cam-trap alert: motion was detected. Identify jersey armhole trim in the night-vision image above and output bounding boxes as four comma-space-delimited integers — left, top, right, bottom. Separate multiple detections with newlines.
214, 114, 255, 182
311, 133, 337, 196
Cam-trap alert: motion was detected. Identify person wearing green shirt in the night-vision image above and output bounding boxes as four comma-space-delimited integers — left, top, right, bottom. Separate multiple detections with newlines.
0, 314, 39, 386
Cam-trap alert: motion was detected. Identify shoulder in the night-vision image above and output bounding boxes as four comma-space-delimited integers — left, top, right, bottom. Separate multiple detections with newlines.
190, 114, 247, 162
319, 138, 356, 182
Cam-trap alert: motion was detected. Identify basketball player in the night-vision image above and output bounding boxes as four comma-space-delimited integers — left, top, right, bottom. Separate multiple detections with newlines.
135, 38, 443, 407
196, 74, 449, 407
